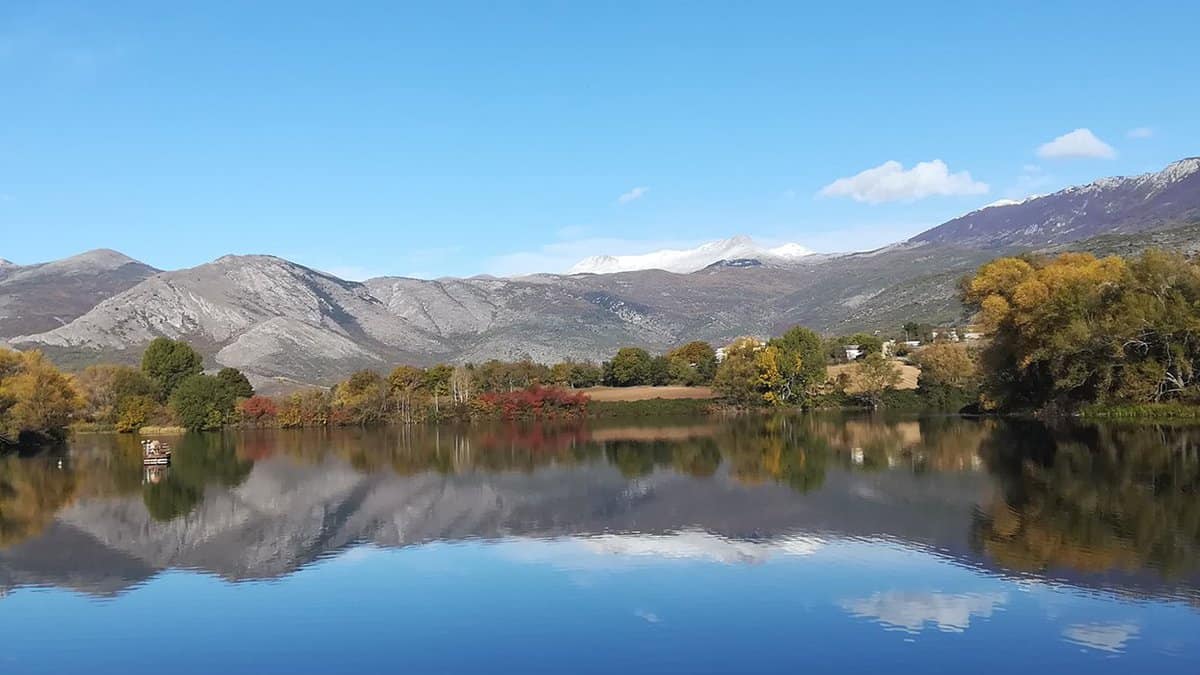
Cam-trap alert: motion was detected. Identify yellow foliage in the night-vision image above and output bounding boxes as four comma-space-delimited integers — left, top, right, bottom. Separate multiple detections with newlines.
979, 294, 1012, 330
0, 349, 81, 442
967, 257, 1034, 302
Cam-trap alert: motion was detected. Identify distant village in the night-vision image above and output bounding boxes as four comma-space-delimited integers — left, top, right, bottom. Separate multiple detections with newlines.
716, 324, 984, 364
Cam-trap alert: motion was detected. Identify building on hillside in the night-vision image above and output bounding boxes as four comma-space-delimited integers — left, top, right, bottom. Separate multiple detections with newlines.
931, 329, 961, 342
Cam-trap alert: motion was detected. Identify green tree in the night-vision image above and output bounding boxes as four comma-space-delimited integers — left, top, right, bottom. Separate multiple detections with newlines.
216, 367, 254, 399
649, 355, 672, 386
712, 338, 762, 406
603, 347, 654, 387
141, 338, 203, 400
903, 321, 921, 342
854, 352, 902, 409
423, 364, 454, 414
388, 365, 427, 424
666, 341, 718, 385
169, 374, 236, 430
763, 326, 827, 406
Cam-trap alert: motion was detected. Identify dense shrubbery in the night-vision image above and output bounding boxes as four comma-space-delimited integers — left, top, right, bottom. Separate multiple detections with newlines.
476, 386, 588, 420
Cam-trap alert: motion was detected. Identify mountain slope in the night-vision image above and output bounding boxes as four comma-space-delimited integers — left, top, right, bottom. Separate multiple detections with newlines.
0, 249, 158, 337
911, 158, 1200, 249
11, 255, 454, 381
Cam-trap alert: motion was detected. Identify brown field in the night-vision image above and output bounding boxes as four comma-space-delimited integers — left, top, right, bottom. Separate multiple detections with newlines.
827, 361, 921, 393
581, 385, 716, 402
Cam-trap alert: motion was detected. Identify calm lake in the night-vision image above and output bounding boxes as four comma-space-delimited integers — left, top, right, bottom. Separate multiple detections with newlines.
2, 414, 1199, 673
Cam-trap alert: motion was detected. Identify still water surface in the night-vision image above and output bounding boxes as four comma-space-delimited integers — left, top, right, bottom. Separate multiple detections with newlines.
1, 414, 1199, 673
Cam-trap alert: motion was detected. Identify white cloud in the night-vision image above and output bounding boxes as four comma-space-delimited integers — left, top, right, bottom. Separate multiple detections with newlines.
1036, 128, 1116, 159
617, 186, 649, 204
819, 160, 989, 204
1127, 127, 1154, 139
840, 592, 1007, 634
1061, 623, 1139, 653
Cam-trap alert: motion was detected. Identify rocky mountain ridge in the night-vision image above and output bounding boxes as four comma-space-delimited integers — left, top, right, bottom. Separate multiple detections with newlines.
911, 157, 1200, 249
0, 249, 158, 337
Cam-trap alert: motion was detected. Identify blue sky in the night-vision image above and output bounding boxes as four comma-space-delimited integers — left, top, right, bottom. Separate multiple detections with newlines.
1, 1, 1196, 279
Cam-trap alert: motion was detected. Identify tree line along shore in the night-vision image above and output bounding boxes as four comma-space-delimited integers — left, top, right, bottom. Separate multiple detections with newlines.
4, 248, 1200, 445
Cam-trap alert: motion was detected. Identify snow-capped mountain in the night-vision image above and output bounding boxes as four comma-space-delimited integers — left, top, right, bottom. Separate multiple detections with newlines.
913, 158, 1200, 249
568, 235, 813, 274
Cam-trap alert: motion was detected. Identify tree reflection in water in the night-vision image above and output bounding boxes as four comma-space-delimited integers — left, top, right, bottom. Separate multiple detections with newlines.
3, 415, 1200, 583
973, 421, 1200, 578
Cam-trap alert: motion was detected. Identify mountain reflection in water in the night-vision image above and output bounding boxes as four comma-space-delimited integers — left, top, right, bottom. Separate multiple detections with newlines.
2, 414, 1197, 599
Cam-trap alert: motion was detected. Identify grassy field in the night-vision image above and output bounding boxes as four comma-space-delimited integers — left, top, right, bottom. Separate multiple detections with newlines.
581, 385, 716, 401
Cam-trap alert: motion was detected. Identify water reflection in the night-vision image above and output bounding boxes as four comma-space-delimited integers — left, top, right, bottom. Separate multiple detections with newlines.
840, 591, 1007, 634
973, 421, 1200, 579
4, 414, 1200, 671
1, 414, 1199, 599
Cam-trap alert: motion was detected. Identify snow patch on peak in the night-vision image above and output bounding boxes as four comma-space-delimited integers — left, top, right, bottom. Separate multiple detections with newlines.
972, 193, 1044, 213
1159, 157, 1200, 182
765, 242, 812, 258
982, 198, 1022, 209
568, 236, 813, 275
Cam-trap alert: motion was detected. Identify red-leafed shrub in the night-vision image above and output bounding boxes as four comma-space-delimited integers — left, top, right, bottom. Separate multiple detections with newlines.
238, 395, 278, 425
476, 386, 589, 420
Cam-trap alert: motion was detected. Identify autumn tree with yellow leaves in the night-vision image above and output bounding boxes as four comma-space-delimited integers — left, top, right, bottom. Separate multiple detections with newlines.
0, 348, 80, 444
965, 249, 1200, 411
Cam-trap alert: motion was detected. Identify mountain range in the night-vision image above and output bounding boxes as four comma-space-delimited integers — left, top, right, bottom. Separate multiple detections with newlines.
2, 158, 1199, 387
